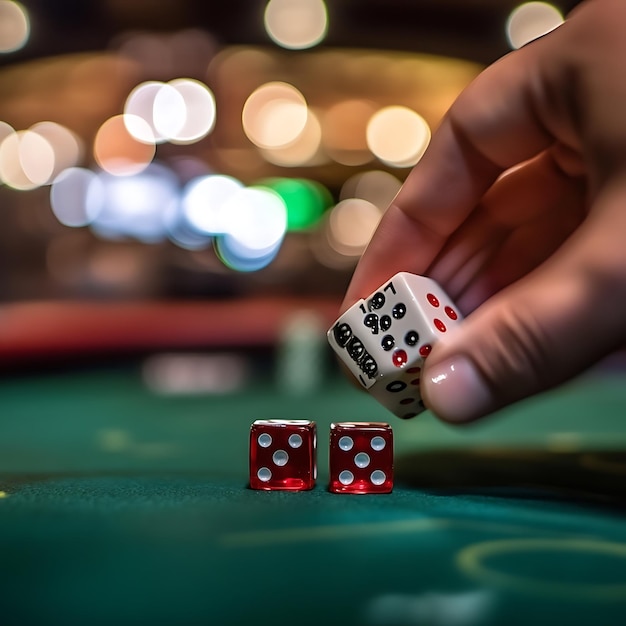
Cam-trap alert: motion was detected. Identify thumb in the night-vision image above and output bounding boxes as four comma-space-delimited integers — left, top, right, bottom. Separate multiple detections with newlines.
421, 186, 626, 423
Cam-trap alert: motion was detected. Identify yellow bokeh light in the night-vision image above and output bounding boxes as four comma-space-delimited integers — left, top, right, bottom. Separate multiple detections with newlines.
242, 82, 308, 149
264, 0, 328, 50
366, 106, 431, 168
30, 121, 84, 180
327, 198, 382, 256
0, 120, 14, 145
340, 170, 402, 211
261, 108, 323, 167
0, 1, 29, 53
322, 99, 376, 166
0, 129, 55, 190
506, 2, 564, 49
94, 115, 156, 176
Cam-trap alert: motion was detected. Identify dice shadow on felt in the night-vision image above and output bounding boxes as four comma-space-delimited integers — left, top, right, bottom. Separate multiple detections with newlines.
394, 448, 626, 506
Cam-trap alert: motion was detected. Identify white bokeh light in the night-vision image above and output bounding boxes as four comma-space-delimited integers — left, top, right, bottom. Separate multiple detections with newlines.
50, 167, 103, 227
90, 164, 178, 243
153, 82, 187, 141
124, 81, 165, 143
182, 174, 244, 235
124, 79, 217, 145
168, 78, 217, 144
264, 0, 328, 50
0, 1, 29, 53
222, 187, 288, 254
506, 2, 564, 49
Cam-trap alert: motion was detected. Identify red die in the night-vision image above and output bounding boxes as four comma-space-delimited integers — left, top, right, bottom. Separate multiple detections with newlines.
329, 422, 393, 494
249, 420, 317, 491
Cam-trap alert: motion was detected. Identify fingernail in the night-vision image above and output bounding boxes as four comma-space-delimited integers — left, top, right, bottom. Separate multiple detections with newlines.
424, 356, 493, 423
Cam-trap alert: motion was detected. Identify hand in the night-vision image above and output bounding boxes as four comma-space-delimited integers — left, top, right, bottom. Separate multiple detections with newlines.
342, 0, 626, 423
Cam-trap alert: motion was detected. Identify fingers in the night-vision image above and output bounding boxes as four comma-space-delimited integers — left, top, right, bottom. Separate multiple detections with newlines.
421, 177, 626, 423
454, 187, 584, 313
428, 148, 586, 305
343, 35, 561, 311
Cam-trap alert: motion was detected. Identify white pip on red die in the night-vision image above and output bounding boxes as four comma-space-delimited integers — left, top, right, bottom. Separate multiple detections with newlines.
327, 272, 462, 419
249, 420, 317, 491
329, 422, 393, 494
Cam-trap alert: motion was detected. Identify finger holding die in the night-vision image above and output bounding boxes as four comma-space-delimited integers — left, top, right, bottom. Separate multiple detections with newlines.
327, 272, 463, 419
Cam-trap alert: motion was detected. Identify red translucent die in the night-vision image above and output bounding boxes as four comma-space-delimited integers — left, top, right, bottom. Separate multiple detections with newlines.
249, 420, 317, 491
329, 422, 393, 494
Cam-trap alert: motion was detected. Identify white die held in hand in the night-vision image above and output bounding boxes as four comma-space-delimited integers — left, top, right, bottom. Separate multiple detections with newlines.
327, 272, 463, 419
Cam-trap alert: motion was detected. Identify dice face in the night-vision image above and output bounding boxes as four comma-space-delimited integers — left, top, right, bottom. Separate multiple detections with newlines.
249, 420, 317, 491
329, 422, 393, 494
327, 272, 462, 419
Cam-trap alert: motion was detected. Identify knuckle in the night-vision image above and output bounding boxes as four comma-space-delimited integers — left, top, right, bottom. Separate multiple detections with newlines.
469, 304, 553, 399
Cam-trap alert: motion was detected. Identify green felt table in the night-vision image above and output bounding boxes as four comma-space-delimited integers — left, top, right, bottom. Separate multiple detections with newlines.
1, 361, 626, 625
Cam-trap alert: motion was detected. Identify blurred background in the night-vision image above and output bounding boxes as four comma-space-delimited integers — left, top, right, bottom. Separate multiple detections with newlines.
0, 0, 580, 364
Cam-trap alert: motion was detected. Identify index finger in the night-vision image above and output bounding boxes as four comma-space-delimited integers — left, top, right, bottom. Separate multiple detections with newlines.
342, 33, 564, 310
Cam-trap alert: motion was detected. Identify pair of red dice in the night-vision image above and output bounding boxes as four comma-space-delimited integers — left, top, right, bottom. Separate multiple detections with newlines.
249, 420, 393, 494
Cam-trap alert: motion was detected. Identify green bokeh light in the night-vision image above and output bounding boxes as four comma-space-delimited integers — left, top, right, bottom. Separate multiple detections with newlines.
257, 177, 332, 231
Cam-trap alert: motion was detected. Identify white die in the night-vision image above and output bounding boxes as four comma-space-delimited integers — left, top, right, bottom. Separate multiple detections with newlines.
327, 272, 463, 419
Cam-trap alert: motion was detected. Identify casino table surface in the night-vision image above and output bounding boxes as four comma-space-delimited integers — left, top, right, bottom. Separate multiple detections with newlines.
1, 357, 626, 626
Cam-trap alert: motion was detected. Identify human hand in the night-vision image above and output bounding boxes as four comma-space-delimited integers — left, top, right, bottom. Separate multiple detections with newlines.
342, 0, 626, 423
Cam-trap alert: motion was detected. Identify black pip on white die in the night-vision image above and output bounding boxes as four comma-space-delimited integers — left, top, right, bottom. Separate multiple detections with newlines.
327, 272, 463, 419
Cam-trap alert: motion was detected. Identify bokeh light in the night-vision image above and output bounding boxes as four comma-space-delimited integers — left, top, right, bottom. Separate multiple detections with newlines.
181, 174, 244, 235
327, 198, 382, 256
124, 81, 167, 143
322, 99, 376, 166
242, 82, 308, 149
152, 82, 187, 141
506, 2, 564, 49
124, 79, 216, 145
163, 199, 213, 251
215, 187, 288, 272
90, 164, 178, 243
222, 187, 287, 253
259, 177, 331, 231
340, 170, 402, 211
167, 78, 217, 144
264, 0, 328, 50
94, 115, 156, 176
30, 122, 84, 180
0, 121, 14, 144
0, 1, 29, 53
50, 167, 103, 227
260, 108, 323, 167
366, 106, 431, 168
216, 238, 283, 272
0, 121, 15, 183
0, 129, 55, 190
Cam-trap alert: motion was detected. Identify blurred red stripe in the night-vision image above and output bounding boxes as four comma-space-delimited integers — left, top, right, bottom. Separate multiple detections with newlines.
0, 297, 341, 361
